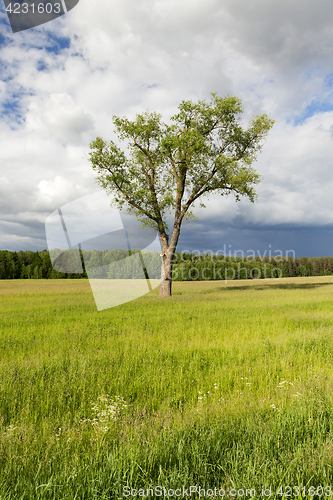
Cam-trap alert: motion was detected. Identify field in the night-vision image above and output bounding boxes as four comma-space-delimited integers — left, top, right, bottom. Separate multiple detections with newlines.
1, 277, 333, 499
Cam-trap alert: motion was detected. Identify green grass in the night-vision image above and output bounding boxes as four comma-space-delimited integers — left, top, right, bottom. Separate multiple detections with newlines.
1, 277, 333, 498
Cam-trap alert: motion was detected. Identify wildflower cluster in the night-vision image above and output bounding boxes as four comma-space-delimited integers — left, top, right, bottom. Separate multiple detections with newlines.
197, 378, 254, 410
3, 425, 17, 437
269, 379, 302, 412
81, 395, 128, 432
276, 379, 302, 397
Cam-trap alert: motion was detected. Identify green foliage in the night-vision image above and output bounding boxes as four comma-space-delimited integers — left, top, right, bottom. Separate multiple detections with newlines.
2, 249, 333, 281
0, 249, 84, 280
88, 94, 274, 234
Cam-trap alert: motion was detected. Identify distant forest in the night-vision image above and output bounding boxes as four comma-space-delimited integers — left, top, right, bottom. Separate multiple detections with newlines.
1, 249, 333, 281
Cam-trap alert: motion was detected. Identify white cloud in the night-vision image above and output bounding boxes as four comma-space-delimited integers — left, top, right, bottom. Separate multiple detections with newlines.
1, 0, 333, 251
41, 93, 94, 144
194, 111, 333, 227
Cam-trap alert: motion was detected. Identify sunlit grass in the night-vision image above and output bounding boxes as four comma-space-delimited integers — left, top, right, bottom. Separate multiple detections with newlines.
1, 277, 333, 498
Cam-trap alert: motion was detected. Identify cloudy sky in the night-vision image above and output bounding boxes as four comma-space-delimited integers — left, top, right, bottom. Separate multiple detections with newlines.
1, 0, 333, 257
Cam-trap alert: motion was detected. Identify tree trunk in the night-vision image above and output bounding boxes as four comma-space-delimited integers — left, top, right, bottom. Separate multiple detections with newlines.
159, 274, 172, 297
159, 225, 180, 298
159, 249, 174, 297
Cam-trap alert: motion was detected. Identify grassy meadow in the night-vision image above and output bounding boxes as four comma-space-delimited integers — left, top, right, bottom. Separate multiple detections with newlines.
1, 277, 333, 498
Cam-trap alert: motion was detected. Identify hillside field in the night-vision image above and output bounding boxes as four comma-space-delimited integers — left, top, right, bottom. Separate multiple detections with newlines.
1, 277, 333, 498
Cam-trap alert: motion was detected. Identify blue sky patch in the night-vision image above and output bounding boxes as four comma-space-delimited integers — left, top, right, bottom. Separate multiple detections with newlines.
0, 95, 24, 122
45, 32, 70, 54
36, 59, 48, 71
0, 31, 9, 48
0, 85, 34, 125
325, 73, 333, 88
293, 99, 333, 125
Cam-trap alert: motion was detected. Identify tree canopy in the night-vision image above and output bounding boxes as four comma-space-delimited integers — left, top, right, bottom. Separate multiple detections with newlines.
88, 93, 274, 296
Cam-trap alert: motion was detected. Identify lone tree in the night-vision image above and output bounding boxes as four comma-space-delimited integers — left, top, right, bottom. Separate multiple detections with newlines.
88, 93, 274, 297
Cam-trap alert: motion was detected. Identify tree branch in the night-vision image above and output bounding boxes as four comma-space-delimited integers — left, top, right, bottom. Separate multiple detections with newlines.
132, 140, 165, 227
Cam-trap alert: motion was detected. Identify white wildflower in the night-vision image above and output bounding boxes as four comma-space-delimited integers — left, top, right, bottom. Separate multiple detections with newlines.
82, 395, 128, 432
4, 425, 17, 436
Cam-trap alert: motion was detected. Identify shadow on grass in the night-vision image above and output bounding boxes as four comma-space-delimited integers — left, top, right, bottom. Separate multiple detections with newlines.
218, 281, 333, 292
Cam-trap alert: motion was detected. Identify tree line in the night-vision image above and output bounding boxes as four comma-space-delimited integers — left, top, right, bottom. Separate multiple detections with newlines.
1, 249, 333, 281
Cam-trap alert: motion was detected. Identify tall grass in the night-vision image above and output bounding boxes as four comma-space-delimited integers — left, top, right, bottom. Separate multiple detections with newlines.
1, 277, 333, 498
